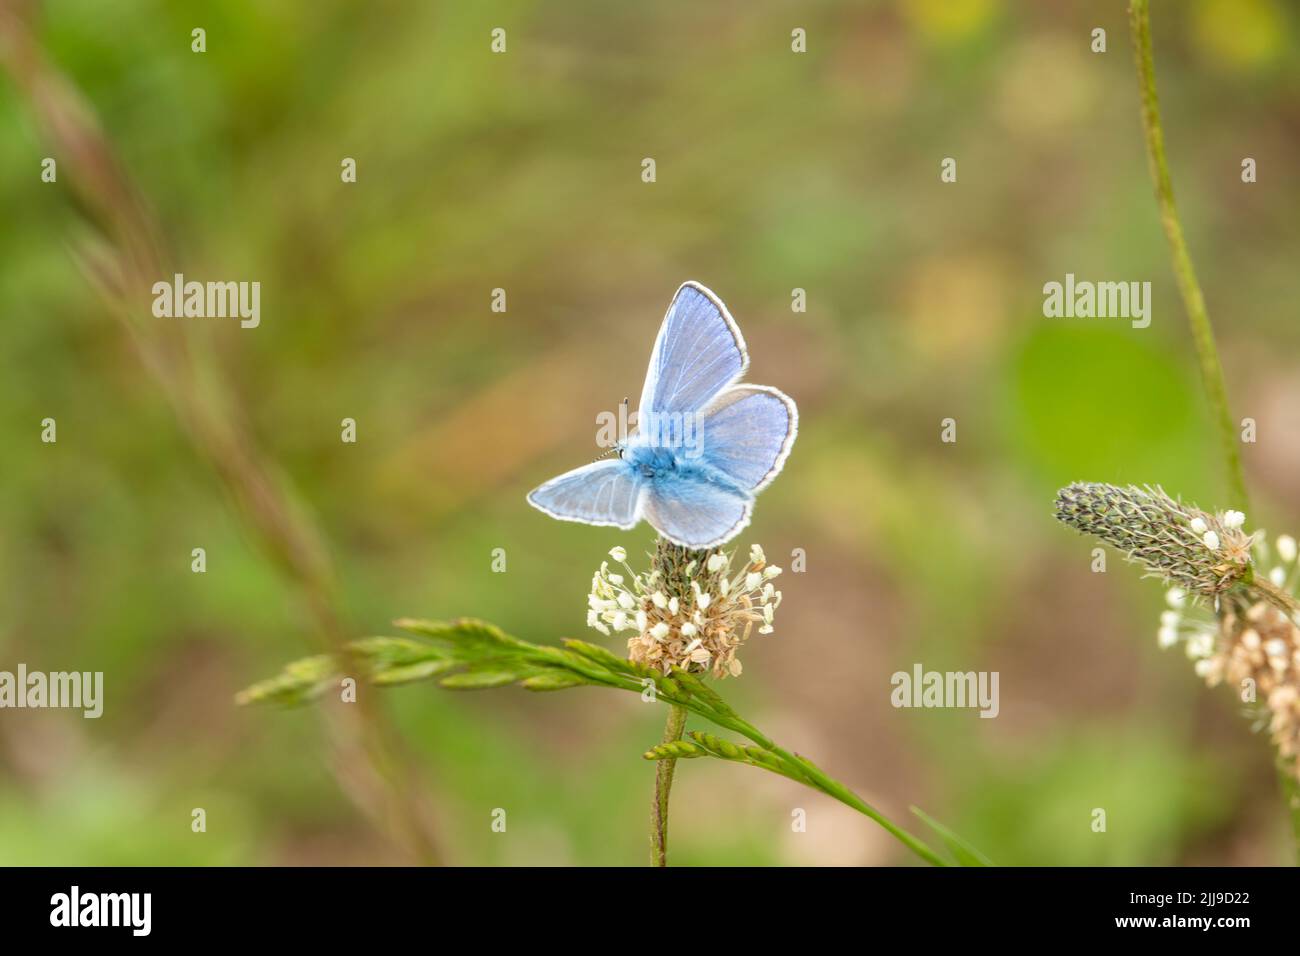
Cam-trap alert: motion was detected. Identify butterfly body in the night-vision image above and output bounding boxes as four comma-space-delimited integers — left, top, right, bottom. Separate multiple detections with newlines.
618, 441, 744, 496
528, 282, 796, 549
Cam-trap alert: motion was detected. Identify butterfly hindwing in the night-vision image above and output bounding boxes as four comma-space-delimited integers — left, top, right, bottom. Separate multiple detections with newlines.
641, 477, 753, 550
526, 460, 643, 529
699, 385, 798, 493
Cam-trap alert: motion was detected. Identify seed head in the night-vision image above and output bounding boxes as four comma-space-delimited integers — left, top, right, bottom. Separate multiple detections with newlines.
1151, 527, 1300, 782
586, 537, 783, 678
1054, 482, 1254, 595
1199, 600, 1300, 777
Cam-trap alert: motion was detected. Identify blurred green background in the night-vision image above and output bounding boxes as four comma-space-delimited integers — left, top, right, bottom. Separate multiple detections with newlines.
3, 0, 1300, 865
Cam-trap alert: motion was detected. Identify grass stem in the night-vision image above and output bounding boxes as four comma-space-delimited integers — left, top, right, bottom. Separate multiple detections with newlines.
650, 704, 687, 866
1128, 0, 1299, 861
1128, 0, 1248, 514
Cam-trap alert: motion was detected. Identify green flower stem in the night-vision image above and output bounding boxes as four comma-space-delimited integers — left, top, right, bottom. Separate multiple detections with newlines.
593, 682, 949, 865
620, 678, 948, 865
650, 704, 688, 867
642, 694, 949, 866
1129, 0, 1299, 861
701, 714, 950, 867
240, 620, 960, 866
1128, 0, 1248, 515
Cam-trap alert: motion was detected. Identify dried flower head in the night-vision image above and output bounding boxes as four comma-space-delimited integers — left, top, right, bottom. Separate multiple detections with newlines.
587, 538, 782, 678
1054, 482, 1255, 595
1156, 533, 1300, 781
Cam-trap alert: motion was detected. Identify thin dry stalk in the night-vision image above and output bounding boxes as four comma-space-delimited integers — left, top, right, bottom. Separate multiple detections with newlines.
0, 0, 441, 863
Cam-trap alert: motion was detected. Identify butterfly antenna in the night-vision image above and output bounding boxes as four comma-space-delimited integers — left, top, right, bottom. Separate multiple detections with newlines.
591, 397, 632, 462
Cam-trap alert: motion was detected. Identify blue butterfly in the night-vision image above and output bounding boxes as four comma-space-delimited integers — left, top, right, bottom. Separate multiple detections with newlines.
527, 281, 797, 549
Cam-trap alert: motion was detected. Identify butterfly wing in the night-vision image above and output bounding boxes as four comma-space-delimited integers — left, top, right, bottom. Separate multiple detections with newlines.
699, 385, 798, 493
637, 282, 748, 418
529, 281, 793, 545
642, 476, 753, 550
526, 460, 644, 528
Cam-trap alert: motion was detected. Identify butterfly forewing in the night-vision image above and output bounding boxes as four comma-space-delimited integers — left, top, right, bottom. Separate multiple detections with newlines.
637, 282, 749, 418
526, 460, 643, 528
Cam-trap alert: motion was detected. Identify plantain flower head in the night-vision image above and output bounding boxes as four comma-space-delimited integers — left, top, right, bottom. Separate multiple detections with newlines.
587, 538, 782, 678
1157, 533, 1300, 779
1054, 482, 1256, 595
